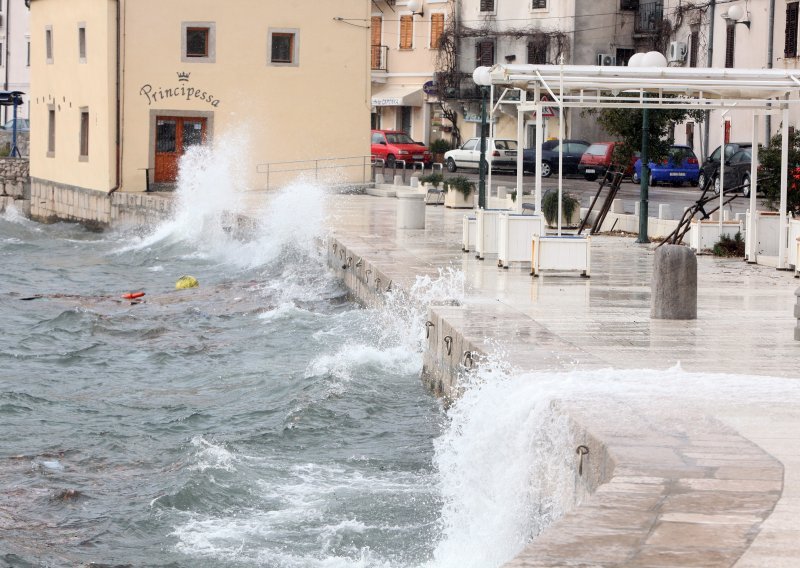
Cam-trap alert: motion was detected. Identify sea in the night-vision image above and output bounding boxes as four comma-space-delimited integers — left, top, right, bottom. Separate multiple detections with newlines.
3, 142, 800, 568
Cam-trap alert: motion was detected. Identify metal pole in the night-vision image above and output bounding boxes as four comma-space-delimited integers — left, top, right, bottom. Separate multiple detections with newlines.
478, 86, 488, 210
779, 107, 789, 269
747, 114, 759, 262
637, 103, 650, 244
10, 96, 19, 158
515, 89, 525, 214
703, 0, 716, 161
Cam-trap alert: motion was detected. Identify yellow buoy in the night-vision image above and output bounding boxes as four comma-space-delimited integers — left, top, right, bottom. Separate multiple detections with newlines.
175, 275, 199, 290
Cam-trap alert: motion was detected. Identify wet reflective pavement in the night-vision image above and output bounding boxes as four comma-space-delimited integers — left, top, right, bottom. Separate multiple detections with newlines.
326, 191, 800, 567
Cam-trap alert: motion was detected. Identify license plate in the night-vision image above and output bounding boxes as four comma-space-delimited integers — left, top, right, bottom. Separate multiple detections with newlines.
670, 172, 686, 176
413, 155, 423, 159
585, 168, 595, 173
506, 151, 517, 156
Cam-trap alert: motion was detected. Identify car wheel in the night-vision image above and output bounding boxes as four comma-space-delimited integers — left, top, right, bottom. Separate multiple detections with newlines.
446, 158, 457, 173
649, 173, 657, 187
541, 161, 552, 178
632, 171, 640, 184
713, 176, 721, 194
741, 174, 751, 197
698, 171, 707, 189
386, 155, 396, 169
584, 173, 597, 181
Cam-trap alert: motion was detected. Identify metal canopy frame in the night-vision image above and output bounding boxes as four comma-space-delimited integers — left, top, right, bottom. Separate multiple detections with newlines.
488, 64, 800, 267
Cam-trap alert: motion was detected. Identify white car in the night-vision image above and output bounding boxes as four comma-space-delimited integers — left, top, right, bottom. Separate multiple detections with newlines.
444, 138, 518, 173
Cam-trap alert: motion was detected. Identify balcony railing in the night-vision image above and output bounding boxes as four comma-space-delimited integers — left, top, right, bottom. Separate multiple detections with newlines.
634, 1, 663, 34
371, 45, 388, 71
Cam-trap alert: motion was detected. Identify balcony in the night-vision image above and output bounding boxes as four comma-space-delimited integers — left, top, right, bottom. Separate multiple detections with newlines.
371, 45, 388, 72
634, 1, 663, 35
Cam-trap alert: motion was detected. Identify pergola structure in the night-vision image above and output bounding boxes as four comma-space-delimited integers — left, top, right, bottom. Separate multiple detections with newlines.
488, 64, 800, 267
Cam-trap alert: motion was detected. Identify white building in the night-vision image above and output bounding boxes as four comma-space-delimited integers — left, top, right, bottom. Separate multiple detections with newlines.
3, 0, 30, 121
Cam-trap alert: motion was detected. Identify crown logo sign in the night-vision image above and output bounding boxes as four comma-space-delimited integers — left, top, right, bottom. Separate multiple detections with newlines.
177, 72, 191, 82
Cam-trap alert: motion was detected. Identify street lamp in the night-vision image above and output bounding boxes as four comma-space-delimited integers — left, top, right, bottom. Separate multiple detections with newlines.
407, 0, 425, 17
628, 50, 667, 244
473, 66, 492, 210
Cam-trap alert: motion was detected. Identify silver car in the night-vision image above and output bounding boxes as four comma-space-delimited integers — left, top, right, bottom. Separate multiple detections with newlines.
444, 138, 518, 172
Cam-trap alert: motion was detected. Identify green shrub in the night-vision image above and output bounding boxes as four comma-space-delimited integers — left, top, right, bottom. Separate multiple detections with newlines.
541, 190, 579, 226
418, 172, 443, 187
712, 231, 745, 257
430, 139, 452, 154
443, 176, 475, 198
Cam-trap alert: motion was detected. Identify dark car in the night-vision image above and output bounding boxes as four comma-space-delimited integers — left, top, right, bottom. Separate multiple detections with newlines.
522, 139, 590, 177
715, 148, 757, 196
632, 145, 700, 186
699, 142, 752, 189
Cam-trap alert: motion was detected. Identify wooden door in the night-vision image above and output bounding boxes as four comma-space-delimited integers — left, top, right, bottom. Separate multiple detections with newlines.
154, 116, 207, 183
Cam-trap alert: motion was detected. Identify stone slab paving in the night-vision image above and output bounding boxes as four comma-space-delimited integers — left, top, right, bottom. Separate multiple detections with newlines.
325, 192, 800, 567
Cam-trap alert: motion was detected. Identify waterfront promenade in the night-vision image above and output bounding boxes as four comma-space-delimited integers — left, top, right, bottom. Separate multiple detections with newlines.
326, 191, 800, 567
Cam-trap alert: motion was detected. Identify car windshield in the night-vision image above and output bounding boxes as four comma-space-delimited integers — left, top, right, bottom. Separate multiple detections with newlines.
668, 147, 696, 161
494, 140, 517, 150
385, 133, 416, 144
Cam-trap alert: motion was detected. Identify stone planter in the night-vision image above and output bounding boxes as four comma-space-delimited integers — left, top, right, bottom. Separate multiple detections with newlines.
444, 189, 475, 209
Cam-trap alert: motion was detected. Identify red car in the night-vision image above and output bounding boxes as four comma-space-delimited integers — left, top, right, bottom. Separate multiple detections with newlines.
371, 130, 431, 168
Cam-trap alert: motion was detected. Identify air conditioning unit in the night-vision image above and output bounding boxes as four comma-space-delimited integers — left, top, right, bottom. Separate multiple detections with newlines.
668, 41, 688, 63
597, 53, 616, 66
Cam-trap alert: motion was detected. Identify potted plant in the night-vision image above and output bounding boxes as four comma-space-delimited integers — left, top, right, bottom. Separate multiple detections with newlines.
541, 190, 580, 227
443, 175, 475, 208
430, 139, 451, 164
418, 172, 444, 190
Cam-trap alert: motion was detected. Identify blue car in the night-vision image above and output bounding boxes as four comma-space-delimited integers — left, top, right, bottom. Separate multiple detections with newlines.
632, 145, 700, 186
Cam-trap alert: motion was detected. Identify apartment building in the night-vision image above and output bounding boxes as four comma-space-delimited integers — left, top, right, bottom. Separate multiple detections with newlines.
1, 0, 30, 123
28, 0, 370, 209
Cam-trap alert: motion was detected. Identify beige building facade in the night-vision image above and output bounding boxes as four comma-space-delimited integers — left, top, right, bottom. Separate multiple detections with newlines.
28, 0, 371, 221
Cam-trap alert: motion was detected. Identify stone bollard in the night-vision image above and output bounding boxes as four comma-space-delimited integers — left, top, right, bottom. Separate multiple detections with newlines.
396, 190, 426, 229
794, 287, 800, 340
497, 186, 507, 198
375, 173, 385, 185
611, 199, 624, 214
634, 201, 640, 217
393, 175, 403, 186
651, 244, 697, 319
658, 204, 672, 220
409, 176, 420, 189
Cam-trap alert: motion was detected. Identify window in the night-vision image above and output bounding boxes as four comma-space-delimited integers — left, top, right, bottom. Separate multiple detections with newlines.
462, 139, 478, 151
271, 33, 294, 62
181, 22, 215, 63
47, 107, 55, 157
476, 40, 494, 67
79, 109, 89, 160
725, 23, 735, 68
528, 39, 549, 64
531, 0, 547, 9
480, 0, 495, 12
268, 28, 299, 66
371, 16, 383, 68
45, 26, 53, 63
186, 28, 209, 57
615, 47, 635, 67
430, 13, 445, 49
399, 15, 413, 49
78, 24, 86, 63
689, 30, 699, 67
621, 0, 638, 9
786, 2, 799, 58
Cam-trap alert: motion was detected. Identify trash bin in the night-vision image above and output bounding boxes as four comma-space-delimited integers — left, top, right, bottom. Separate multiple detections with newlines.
396, 191, 426, 229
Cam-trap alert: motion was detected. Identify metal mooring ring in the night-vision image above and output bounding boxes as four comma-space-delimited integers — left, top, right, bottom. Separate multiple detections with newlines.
443, 336, 453, 356
576, 445, 589, 476
425, 321, 434, 339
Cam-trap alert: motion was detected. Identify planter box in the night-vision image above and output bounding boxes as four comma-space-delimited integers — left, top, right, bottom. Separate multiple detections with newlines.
688, 219, 743, 252
444, 189, 475, 209
475, 209, 504, 259
531, 235, 591, 277
498, 213, 545, 268
462, 215, 477, 252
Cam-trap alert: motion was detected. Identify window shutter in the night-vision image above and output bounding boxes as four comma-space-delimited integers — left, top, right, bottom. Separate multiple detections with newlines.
480, 0, 495, 12
531, 0, 547, 8
400, 15, 413, 49
371, 16, 382, 46
476, 40, 494, 67
689, 30, 699, 67
527, 38, 549, 64
430, 13, 445, 49
725, 24, 735, 68
786, 3, 799, 58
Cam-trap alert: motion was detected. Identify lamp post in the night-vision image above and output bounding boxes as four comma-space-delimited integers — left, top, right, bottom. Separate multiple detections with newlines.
473, 66, 492, 210
628, 51, 667, 244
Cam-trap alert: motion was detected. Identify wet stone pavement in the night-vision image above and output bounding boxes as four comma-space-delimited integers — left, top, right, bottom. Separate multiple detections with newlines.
325, 191, 800, 567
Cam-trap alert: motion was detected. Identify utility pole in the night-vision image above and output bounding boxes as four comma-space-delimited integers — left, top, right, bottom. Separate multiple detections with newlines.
703, 0, 716, 161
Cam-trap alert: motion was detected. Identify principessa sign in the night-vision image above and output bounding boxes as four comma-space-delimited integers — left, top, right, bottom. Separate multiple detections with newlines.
139, 72, 220, 108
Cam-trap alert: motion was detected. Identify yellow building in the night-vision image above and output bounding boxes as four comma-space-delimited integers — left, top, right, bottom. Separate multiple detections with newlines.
27, 0, 371, 222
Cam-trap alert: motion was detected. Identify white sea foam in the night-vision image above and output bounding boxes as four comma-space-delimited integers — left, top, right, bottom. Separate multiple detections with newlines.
189, 436, 237, 473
